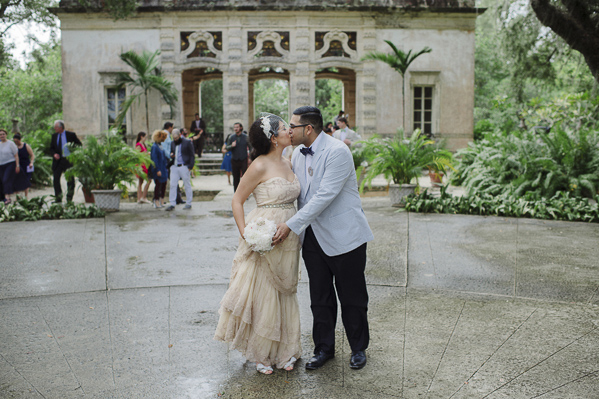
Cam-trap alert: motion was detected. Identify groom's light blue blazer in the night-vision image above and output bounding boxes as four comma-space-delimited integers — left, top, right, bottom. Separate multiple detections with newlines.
286, 132, 374, 257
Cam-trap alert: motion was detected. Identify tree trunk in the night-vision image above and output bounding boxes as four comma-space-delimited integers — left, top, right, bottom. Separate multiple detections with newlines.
530, 0, 599, 84
144, 89, 149, 135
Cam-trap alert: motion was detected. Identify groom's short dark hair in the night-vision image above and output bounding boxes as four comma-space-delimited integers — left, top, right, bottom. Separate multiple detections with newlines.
293, 106, 323, 133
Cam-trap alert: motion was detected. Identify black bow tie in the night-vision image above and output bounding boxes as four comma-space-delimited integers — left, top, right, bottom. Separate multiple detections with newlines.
300, 146, 314, 156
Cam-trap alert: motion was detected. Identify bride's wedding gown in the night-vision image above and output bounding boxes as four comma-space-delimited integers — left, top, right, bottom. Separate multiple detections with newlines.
214, 176, 302, 368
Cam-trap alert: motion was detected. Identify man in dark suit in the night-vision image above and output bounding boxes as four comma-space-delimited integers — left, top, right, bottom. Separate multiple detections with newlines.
50, 120, 82, 202
189, 113, 206, 158
165, 129, 195, 211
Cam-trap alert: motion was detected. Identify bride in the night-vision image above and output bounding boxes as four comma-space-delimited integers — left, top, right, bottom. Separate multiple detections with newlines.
214, 113, 302, 374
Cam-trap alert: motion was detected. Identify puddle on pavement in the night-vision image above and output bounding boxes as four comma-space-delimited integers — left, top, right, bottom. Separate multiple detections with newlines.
174, 214, 207, 220
210, 210, 234, 218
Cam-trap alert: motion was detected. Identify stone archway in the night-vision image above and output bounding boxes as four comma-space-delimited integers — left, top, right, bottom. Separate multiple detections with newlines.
247, 67, 290, 124
182, 67, 224, 152
315, 67, 356, 127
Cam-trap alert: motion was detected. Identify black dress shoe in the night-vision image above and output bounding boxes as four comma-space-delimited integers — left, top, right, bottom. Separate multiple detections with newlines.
305, 351, 335, 370
349, 351, 367, 369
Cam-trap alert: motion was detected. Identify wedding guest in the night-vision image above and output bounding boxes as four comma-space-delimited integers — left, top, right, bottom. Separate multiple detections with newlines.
226, 122, 250, 192
135, 131, 151, 204
190, 113, 207, 158
165, 129, 194, 211
220, 132, 233, 185
333, 110, 344, 128
50, 120, 81, 203
181, 128, 189, 138
12, 133, 34, 198
324, 122, 334, 136
333, 117, 361, 147
150, 130, 168, 208
162, 122, 174, 157
0, 129, 19, 204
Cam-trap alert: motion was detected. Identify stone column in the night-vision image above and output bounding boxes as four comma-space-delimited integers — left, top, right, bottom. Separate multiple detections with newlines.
357, 29, 378, 137
159, 18, 181, 131
289, 25, 313, 114
223, 25, 249, 137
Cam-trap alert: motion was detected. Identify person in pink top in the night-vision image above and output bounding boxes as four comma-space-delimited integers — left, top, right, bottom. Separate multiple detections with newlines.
135, 131, 151, 204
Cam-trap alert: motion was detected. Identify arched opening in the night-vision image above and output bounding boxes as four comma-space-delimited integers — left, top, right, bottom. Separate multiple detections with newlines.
182, 67, 223, 152
315, 67, 356, 128
248, 67, 290, 123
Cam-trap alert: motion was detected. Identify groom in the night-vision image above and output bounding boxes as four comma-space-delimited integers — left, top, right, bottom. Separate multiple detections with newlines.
274, 106, 374, 370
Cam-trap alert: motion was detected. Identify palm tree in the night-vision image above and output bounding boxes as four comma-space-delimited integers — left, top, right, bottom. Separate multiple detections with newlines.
114, 50, 178, 135
362, 41, 432, 131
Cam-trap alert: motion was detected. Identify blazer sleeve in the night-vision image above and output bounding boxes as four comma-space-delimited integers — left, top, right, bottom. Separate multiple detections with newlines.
50, 133, 59, 155
286, 146, 354, 235
185, 140, 195, 168
200, 119, 206, 131
68, 131, 82, 146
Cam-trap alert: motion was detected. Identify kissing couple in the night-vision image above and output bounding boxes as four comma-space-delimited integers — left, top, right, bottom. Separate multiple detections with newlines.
214, 106, 374, 374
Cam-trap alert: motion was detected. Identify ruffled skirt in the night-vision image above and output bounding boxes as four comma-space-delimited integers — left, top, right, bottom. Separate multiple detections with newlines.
214, 207, 302, 368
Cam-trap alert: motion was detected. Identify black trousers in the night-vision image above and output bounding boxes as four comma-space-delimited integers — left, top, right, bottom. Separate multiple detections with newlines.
193, 137, 205, 158
231, 158, 248, 192
53, 162, 75, 202
302, 226, 369, 354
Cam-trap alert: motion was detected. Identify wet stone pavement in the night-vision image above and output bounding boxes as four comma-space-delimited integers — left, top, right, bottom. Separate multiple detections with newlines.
1, 191, 598, 399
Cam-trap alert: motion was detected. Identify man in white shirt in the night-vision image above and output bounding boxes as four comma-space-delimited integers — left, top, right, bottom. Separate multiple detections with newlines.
332, 117, 361, 147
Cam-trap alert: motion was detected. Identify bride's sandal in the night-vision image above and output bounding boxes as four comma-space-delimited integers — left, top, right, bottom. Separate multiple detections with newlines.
256, 363, 273, 375
283, 357, 297, 371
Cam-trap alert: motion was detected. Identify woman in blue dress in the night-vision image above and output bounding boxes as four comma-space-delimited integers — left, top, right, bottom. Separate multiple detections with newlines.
150, 130, 169, 208
220, 133, 233, 185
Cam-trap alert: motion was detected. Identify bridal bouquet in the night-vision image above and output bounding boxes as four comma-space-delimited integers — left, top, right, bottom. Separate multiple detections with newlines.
244, 217, 277, 254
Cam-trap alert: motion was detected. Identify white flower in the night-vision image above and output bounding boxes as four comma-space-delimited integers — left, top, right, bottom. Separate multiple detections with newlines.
244, 217, 277, 254
260, 116, 272, 139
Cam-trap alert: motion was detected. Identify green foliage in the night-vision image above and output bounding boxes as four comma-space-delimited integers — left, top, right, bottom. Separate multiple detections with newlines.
75, 0, 137, 20
404, 186, 599, 224
452, 95, 599, 200
115, 49, 178, 133
254, 79, 289, 120
200, 79, 223, 132
315, 79, 343, 126
0, 195, 104, 223
0, 0, 58, 68
65, 130, 152, 191
474, 0, 596, 133
358, 130, 453, 188
0, 40, 62, 134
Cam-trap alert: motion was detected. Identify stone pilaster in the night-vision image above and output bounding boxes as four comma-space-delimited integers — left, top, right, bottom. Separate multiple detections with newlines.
289, 25, 313, 114
223, 25, 249, 136
357, 29, 378, 137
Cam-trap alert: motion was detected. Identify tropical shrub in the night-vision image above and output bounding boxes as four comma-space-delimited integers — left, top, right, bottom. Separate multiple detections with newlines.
358, 130, 453, 189
0, 196, 105, 223
404, 187, 599, 223
65, 130, 152, 192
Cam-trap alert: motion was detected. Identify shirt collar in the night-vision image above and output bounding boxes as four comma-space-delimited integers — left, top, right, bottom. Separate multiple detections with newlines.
308, 131, 325, 154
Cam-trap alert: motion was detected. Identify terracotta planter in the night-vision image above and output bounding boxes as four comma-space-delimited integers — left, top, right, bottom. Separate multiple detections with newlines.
82, 187, 95, 204
389, 183, 417, 207
91, 189, 123, 211
429, 171, 444, 184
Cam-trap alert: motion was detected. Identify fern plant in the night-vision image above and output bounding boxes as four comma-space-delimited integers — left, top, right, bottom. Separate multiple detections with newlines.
358, 130, 453, 189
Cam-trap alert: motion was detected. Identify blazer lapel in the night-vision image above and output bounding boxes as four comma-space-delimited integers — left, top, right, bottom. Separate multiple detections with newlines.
294, 146, 308, 200
303, 134, 329, 199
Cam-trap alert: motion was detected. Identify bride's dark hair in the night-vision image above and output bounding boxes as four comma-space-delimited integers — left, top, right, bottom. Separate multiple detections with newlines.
249, 115, 284, 160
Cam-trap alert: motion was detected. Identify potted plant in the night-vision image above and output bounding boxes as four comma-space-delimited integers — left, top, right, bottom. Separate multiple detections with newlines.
358, 129, 449, 207
65, 131, 151, 211
426, 143, 454, 185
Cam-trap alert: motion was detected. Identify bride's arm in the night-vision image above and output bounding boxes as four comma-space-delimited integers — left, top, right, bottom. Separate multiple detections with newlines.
232, 159, 266, 237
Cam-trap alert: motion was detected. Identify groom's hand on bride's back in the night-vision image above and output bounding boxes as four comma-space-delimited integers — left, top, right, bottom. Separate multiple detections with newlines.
273, 223, 291, 244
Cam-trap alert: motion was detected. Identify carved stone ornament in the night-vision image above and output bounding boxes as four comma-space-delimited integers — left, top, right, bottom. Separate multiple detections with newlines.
315, 30, 358, 59
247, 31, 290, 59
181, 31, 222, 59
